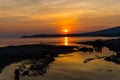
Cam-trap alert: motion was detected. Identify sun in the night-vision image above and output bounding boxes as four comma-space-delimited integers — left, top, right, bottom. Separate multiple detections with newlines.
63, 29, 68, 33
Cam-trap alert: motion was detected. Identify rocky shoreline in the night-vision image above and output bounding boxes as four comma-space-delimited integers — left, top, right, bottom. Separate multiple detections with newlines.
78, 38, 120, 64
0, 43, 94, 74
77, 38, 120, 53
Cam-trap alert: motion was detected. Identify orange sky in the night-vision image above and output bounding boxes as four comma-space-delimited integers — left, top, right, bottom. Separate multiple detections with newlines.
0, 0, 120, 37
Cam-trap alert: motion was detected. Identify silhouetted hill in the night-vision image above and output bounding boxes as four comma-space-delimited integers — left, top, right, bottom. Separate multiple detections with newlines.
81, 26, 120, 36
21, 26, 120, 38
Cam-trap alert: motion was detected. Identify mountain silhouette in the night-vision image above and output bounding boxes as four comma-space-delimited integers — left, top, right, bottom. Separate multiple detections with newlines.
81, 26, 120, 36
22, 26, 120, 38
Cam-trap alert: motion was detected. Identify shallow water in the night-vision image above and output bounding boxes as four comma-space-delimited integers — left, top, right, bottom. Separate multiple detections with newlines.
0, 37, 120, 80
0, 47, 120, 80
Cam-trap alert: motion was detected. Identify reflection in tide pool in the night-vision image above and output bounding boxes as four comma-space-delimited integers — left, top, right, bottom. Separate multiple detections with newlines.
0, 46, 120, 80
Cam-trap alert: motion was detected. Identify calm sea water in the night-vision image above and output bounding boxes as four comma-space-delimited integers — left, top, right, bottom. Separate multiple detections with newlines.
0, 37, 120, 80
0, 37, 118, 47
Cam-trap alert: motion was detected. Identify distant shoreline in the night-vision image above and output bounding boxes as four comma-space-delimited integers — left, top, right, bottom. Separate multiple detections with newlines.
21, 26, 120, 38
21, 34, 120, 38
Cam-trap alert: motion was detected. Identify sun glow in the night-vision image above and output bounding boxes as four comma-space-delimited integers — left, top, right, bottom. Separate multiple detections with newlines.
63, 29, 68, 33
55, 18, 78, 34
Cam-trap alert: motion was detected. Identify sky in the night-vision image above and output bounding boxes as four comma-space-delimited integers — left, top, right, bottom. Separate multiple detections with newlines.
0, 0, 120, 37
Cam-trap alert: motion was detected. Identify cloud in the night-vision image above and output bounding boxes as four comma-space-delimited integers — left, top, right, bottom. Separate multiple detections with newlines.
0, 16, 30, 22
0, 0, 119, 21
0, 0, 120, 21
0, 0, 120, 37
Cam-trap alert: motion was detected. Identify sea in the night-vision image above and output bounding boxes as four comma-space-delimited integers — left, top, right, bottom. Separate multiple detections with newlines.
0, 37, 120, 80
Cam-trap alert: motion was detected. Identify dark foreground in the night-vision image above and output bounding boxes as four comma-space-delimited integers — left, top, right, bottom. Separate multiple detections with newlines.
0, 43, 95, 80
0, 39, 120, 80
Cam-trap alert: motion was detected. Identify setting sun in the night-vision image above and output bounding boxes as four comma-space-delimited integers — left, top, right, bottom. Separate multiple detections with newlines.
63, 29, 68, 33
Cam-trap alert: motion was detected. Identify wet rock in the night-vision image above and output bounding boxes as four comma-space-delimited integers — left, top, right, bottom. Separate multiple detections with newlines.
14, 69, 20, 76
107, 70, 112, 72
14, 75, 20, 80
21, 70, 29, 76
105, 55, 120, 64
78, 47, 93, 52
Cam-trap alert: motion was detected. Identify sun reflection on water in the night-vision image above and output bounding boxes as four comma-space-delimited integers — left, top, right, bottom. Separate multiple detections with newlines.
64, 37, 68, 46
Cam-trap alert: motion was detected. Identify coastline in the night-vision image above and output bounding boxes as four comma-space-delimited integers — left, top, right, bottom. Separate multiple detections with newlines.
78, 38, 120, 64
77, 38, 120, 53
0, 38, 120, 78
